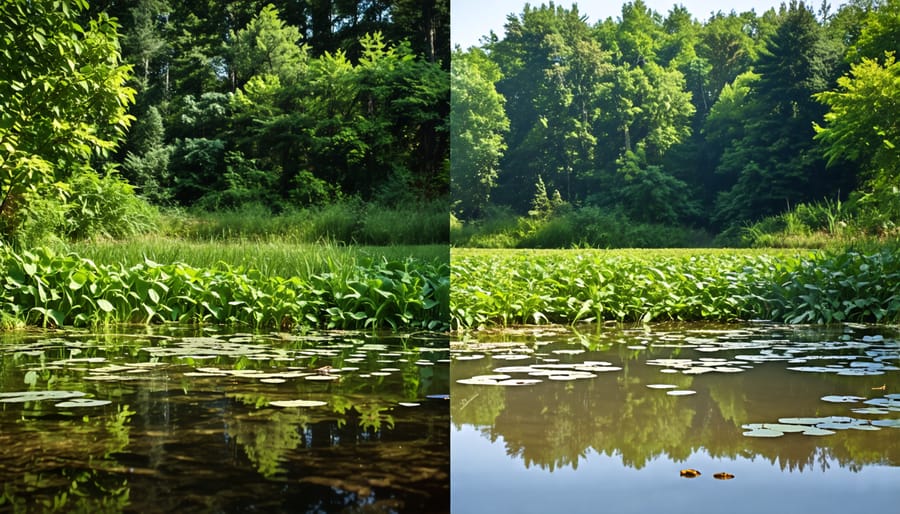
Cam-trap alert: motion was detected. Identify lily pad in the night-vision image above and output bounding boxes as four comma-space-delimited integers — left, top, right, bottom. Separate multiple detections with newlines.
821, 395, 866, 403
55, 398, 112, 408
801, 427, 836, 436
870, 419, 900, 428
270, 400, 327, 408
497, 379, 543, 386
398, 402, 420, 407
305, 375, 340, 381
646, 384, 678, 389
743, 428, 783, 437
666, 390, 697, 396
851, 407, 890, 415
456, 377, 499, 385
0, 390, 87, 403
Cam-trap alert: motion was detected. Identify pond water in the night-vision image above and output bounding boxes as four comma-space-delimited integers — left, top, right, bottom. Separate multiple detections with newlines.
451, 323, 900, 514
0, 326, 449, 513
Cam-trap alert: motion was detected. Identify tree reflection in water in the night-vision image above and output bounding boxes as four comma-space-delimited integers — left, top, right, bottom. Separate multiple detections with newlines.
0, 327, 450, 513
452, 323, 900, 472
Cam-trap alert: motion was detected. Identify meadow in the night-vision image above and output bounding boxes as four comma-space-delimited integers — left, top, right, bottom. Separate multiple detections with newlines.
450, 247, 900, 329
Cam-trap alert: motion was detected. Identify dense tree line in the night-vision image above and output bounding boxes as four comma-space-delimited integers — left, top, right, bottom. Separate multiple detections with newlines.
113, 0, 450, 209
451, 0, 899, 235
1, 0, 449, 243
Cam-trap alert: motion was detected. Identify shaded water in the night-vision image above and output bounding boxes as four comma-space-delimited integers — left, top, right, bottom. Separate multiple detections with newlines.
451, 323, 900, 514
0, 326, 449, 513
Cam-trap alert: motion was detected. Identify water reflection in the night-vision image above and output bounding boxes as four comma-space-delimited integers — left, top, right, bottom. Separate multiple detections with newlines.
0, 326, 449, 513
451, 323, 900, 514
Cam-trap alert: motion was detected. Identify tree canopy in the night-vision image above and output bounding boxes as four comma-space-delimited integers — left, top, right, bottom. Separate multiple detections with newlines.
452, 0, 899, 235
0, 0, 135, 230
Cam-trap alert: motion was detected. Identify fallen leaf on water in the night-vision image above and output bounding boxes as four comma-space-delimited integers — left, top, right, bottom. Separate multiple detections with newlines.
713, 472, 735, 480
680, 469, 701, 478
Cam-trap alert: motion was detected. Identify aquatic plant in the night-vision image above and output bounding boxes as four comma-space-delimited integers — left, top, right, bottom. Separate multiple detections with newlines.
0, 247, 448, 331
451, 248, 900, 329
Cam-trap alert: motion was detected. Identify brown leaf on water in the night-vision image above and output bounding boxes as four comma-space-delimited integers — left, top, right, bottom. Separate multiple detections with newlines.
679, 469, 701, 478
713, 472, 735, 480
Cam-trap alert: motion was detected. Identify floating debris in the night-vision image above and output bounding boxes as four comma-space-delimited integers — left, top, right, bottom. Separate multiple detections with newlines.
680, 469, 701, 478
713, 472, 735, 480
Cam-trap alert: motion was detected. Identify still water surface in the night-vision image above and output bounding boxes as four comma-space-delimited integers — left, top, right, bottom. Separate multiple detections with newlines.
0, 326, 449, 513
451, 323, 899, 514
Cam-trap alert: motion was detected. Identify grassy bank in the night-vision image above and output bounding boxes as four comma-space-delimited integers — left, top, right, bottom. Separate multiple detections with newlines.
451, 248, 900, 329
0, 245, 449, 332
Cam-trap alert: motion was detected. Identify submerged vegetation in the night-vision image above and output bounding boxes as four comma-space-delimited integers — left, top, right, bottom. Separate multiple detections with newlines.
451, 247, 900, 329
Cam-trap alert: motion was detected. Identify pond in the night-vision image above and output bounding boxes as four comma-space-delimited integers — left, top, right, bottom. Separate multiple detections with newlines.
451, 323, 900, 514
0, 326, 449, 513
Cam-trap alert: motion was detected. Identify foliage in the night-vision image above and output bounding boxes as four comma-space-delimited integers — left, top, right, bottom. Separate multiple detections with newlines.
0, 0, 135, 241
9, 168, 158, 249
451, 48, 509, 220
149, 198, 448, 246
814, 53, 900, 220
462, 1, 900, 243
712, 1, 845, 226
451, 205, 710, 249
451, 248, 900, 329
0, 246, 448, 332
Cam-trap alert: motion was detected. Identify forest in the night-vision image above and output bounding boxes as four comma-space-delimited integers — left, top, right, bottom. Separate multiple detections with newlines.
1, 0, 450, 248
0, 0, 451, 331
451, 0, 900, 248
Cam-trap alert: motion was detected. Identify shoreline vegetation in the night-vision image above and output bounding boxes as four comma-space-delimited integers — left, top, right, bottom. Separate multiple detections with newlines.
0, 242, 449, 333
450, 247, 900, 330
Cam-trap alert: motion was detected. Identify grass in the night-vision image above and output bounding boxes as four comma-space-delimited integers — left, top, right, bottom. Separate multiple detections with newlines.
451, 247, 900, 329
70, 238, 448, 279
159, 199, 449, 246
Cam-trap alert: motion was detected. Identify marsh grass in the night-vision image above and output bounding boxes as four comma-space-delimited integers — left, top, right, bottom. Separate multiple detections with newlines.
159, 199, 448, 246
71, 239, 447, 279
452, 206, 710, 248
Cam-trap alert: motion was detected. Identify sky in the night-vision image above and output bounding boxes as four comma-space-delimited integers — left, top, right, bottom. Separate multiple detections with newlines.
451, 0, 807, 49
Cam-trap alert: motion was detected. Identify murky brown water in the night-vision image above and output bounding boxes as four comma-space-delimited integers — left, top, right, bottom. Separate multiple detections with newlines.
0, 326, 449, 513
451, 323, 900, 514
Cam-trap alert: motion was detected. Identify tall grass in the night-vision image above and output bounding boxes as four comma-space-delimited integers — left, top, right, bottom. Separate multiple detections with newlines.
452, 206, 711, 248
70, 239, 447, 280
742, 196, 900, 248
161, 198, 448, 245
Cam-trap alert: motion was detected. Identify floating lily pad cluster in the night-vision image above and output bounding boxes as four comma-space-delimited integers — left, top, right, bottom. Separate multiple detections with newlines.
743, 393, 900, 437
2, 332, 449, 416
0, 390, 110, 408
456, 360, 622, 386
645, 357, 748, 375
